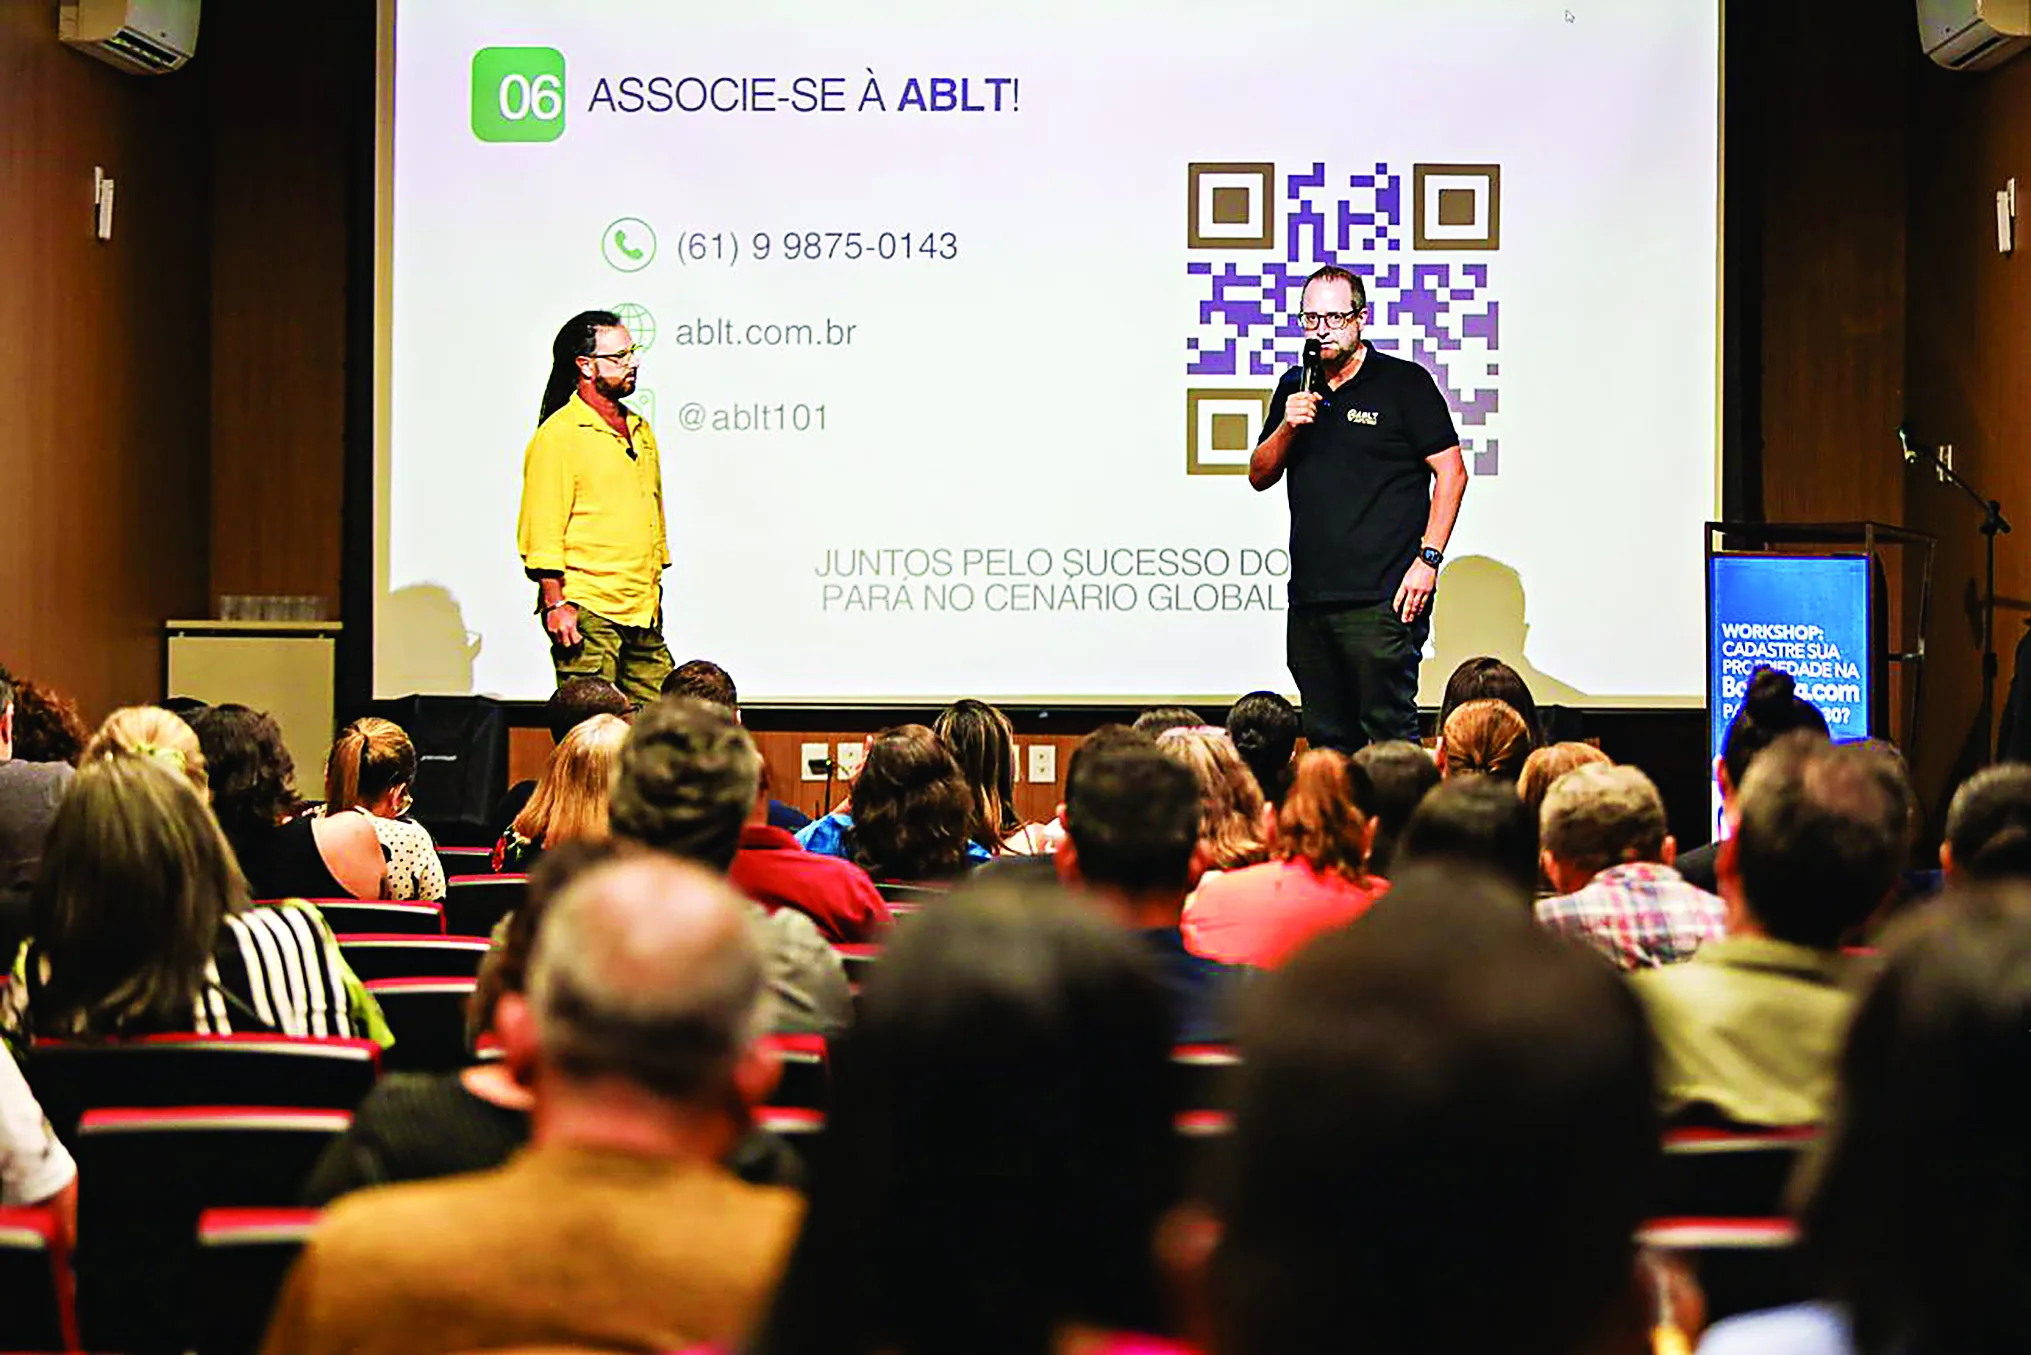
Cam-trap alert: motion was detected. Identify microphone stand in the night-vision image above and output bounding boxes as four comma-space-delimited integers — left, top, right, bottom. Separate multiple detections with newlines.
1900, 427, 2014, 765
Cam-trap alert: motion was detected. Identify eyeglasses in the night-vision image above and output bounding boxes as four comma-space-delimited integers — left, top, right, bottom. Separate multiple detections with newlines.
1297, 310, 1363, 331
587, 346, 641, 366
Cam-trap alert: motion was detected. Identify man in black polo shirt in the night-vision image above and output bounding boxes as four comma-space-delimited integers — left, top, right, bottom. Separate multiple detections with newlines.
1249, 265, 1467, 751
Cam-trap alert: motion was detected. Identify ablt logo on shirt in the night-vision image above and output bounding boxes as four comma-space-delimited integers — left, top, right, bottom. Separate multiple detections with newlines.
1347, 409, 1380, 426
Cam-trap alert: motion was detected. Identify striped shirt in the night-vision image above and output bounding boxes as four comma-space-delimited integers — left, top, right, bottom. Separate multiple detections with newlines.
12, 902, 368, 1041
1534, 861, 1727, 971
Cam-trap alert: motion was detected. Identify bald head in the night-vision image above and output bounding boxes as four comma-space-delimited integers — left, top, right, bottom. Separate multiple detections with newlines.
528, 855, 768, 1104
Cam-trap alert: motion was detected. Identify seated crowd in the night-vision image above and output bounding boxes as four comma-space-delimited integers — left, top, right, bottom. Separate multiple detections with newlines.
0, 654, 2023, 1354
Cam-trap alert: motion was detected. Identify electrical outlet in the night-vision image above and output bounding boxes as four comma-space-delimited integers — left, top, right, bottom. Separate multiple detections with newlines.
1028, 743, 1057, 784
835, 740, 866, 780
799, 742, 830, 781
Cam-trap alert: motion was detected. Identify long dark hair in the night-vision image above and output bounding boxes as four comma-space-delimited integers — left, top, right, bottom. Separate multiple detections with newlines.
539, 309, 619, 425
933, 699, 1021, 847
190, 704, 300, 860
753, 881, 1180, 1355
28, 753, 251, 1037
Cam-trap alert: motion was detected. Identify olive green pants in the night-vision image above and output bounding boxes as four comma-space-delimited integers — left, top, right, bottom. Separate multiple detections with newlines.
550, 605, 674, 707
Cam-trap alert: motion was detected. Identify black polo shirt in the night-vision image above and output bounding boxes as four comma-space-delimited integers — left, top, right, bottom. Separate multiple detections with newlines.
1257, 342, 1459, 608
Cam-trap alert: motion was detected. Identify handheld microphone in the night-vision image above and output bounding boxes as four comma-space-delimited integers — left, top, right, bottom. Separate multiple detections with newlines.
1301, 338, 1322, 396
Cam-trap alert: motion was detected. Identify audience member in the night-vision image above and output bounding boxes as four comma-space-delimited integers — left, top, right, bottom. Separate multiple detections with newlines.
936, 698, 1055, 853
1226, 690, 1302, 806
1517, 739, 1611, 823
83, 706, 209, 799
304, 842, 803, 1205
0, 669, 72, 896
1156, 726, 1269, 872
1059, 745, 1247, 1041
7, 677, 87, 766
729, 764, 891, 943
320, 718, 445, 902
1392, 772, 1540, 895
1183, 749, 1389, 968
1632, 734, 1907, 1126
192, 704, 386, 901
971, 723, 1158, 887
9, 752, 386, 1043
797, 724, 987, 878
612, 698, 850, 1035
1132, 705, 1205, 738
489, 676, 630, 834
161, 695, 210, 723
262, 856, 802, 1355
1534, 762, 1725, 971
1439, 655, 1545, 748
1939, 762, 2031, 883
1349, 738, 1440, 876
662, 658, 812, 832
1436, 697, 1531, 780
492, 713, 629, 873
1677, 666, 1831, 893
0, 1046, 75, 1250
1211, 865, 1657, 1355
754, 882, 1184, 1355
1700, 882, 2031, 1355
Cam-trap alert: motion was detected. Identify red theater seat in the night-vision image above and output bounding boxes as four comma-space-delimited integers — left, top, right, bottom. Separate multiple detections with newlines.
304, 898, 446, 935
337, 933, 492, 981
444, 873, 527, 937
366, 977, 479, 1073
195, 1207, 323, 1355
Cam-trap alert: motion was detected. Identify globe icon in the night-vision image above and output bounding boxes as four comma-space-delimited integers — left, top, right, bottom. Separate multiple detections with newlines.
611, 302, 657, 351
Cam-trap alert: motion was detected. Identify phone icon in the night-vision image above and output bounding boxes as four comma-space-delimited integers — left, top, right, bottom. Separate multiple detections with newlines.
600, 217, 657, 272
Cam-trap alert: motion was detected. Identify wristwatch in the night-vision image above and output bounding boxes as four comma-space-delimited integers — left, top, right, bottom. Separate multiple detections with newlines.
1418, 544, 1445, 568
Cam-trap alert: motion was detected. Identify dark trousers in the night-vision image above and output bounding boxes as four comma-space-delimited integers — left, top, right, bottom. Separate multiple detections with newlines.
1287, 601, 1428, 752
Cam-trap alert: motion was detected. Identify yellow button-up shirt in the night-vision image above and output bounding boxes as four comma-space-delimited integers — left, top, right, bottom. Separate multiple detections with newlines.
515, 392, 670, 628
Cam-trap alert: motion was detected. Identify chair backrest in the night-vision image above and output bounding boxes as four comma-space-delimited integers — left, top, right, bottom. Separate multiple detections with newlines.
1658, 1126, 1820, 1219
759, 1033, 829, 1110
365, 977, 479, 1073
336, 933, 493, 982
833, 942, 881, 990
75, 1107, 350, 1354
436, 845, 494, 878
25, 1034, 381, 1145
194, 1207, 321, 1355
0, 1205, 72, 1352
304, 898, 445, 935
873, 879, 949, 906
1636, 1218, 1808, 1325
1175, 1109, 1234, 1198
443, 873, 528, 937
1171, 1043, 1241, 1113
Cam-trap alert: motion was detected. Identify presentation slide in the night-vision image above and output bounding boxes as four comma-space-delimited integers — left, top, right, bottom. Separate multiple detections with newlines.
378, 0, 1720, 704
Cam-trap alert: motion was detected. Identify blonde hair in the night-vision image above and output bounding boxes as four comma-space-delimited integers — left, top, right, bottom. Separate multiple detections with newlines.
84, 706, 210, 801
1518, 741, 1612, 821
1157, 726, 1268, 871
28, 751, 249, 1037
324, 717, 418, 812
1441, 699, 1532, 781
514, 714, 630, 849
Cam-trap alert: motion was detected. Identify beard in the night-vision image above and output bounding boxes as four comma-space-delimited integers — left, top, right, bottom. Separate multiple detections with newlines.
594, 369, 637, 401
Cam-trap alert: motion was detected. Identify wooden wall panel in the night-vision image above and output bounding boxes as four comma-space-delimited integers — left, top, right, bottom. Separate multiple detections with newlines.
0, 7, 210, 720
204, 5, 351, 610
1751, 0, 1909, 528
1902, 51, 2031, 818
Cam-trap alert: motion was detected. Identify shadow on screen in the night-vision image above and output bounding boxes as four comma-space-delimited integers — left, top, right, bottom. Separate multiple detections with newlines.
378, 584, 480, 695
1418, 554, 1587, 707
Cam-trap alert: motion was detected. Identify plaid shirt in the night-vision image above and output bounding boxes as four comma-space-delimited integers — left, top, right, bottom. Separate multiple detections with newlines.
1534, 861, 1727, 971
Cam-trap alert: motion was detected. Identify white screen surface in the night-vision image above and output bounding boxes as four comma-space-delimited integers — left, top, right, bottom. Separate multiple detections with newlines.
380, 0, 1720, 705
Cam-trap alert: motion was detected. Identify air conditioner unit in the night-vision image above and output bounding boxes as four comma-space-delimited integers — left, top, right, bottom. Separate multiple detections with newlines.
59, 0, 200, 75
1919, 0, 2031, 69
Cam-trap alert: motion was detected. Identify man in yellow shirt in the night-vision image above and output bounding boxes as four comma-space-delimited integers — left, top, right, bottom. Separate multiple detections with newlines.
516, 309, 674, 704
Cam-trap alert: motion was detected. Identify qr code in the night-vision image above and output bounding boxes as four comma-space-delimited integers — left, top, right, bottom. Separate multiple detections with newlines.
1183, 161, 1501, 477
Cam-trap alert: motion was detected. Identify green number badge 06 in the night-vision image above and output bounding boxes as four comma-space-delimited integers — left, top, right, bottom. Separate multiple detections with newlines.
471, 46, 566, 143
